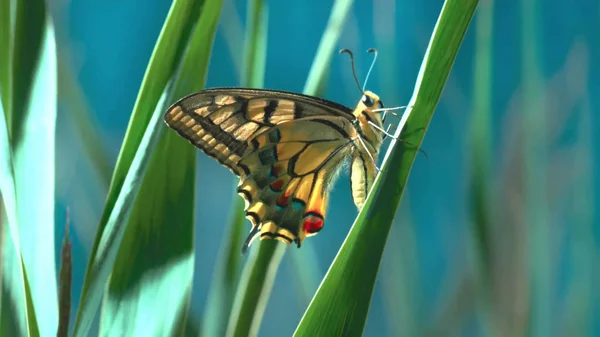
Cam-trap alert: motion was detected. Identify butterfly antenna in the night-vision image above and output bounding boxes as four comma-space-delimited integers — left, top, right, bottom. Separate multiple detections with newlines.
340, 48, 364, 95
363, 48, 378, 92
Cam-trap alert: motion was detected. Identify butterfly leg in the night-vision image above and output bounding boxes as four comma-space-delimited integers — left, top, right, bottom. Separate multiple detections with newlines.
366, 123, 428, 160
353, 136, 381, 173
368, 121, 397, 139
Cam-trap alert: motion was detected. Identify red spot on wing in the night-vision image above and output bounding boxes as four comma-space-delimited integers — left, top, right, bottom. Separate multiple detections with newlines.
270, 179, 284, 191
302, 213, 324, 234
276, 194, 290, 207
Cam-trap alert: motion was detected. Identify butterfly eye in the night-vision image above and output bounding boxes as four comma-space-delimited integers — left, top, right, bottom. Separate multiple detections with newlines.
361, 95, 375, 107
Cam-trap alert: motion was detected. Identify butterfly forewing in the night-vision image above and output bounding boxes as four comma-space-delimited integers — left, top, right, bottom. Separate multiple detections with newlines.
163, 87, 384, 252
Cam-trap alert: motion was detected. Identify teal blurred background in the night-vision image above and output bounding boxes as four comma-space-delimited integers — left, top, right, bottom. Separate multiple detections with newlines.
48, 0, 597, 335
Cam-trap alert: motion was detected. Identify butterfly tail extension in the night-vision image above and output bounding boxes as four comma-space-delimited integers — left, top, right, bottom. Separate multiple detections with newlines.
241, 226, 261, 254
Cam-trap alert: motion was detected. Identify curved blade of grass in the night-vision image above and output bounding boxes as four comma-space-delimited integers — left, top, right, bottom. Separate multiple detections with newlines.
73, 0, 204, 334
10, 4, 58, 335
0, 96, 39, 336
226, 240, 285, 337
220, 1, 274, 336
100, 0, 224, 335
302, 0, 354, 95
226, 1, 352, 336
294, 1, 479, 335
203, 196, 246, 337
72, 87, 168, 337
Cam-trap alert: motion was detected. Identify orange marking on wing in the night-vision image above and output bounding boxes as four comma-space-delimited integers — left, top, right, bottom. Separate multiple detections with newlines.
276, 194, 290, 207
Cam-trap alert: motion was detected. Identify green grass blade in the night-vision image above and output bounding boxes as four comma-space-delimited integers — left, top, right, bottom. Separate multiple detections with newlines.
74, 0, 204, 333
10, 0, 46, 139
226, 241, 286, 337
220, 1, 272, 336
72, 88, 169, 337
76, 0, 202, 318
10, 4, 58, 335
226, 1, 352, 335
100, 0, 224, 335
241, 0, 268, 88
469, 0, 495, 333
0, 0, 11, 116
302, 0, 354, 95
203, 196, 246, 337
0, 96, 39, 336
58, 57, 113, 186
293, 1, 478, 335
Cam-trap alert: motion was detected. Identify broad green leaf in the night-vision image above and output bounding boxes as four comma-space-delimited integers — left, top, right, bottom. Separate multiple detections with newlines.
294, 1, 478, 335
73, 0, 205, 334
100, 0, 224, 335
226, 0, 352, 335
204, 1, 267, 336
0, 96, 39, 337
11, 3, 58, 335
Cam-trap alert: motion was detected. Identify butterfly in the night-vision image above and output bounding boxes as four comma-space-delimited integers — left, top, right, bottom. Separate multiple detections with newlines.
163, 49, 405, 253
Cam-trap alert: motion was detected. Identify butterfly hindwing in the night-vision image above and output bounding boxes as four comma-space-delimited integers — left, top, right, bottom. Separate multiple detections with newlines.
236, 116, 357, 251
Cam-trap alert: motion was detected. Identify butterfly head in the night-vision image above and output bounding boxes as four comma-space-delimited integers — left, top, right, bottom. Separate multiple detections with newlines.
340, 48, 387, 150
353, 90, 385, 148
